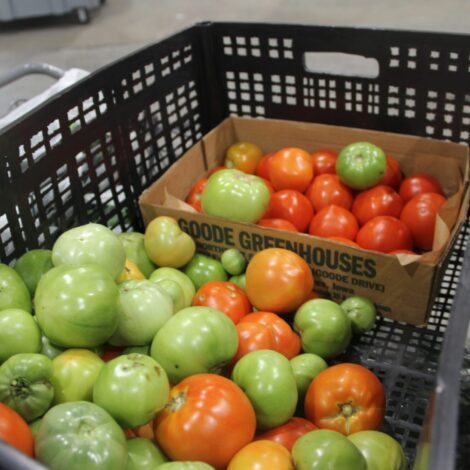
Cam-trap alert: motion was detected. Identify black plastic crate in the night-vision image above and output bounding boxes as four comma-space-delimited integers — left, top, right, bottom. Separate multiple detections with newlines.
1, 23, 470, 470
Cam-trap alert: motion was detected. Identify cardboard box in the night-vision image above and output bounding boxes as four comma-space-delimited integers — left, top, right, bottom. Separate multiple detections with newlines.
139, 117, 470, 325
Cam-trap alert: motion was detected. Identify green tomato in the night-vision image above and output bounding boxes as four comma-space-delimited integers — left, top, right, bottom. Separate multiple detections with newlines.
151, 306, 237, 384
126, 438, 168, 470
153, 278, 186, 313
149, 267, 195, 308
290, 353, 328, 402
118, 232, 156, 278
109, 280, 173, 346
35, 401, 128, 470
341, 296, 377, 335
52, 223, 126, 280
0, 263, 32, 313
157, 463, 215, 470
29, 418, 42, 439
183, 254, 228, 290
336, 142, 387, 190
39, 334, 65, 359
229, 274, 246, 290
221, 249, 246, 276
0, 309, 41, 363
294, 299, 352, 359
348, 431, 407, 470
201, 169, 270, 223
123, 345, 150, 355
93, 354, 170, 428
0, 353, 54, 422
14, 249, 54, 296
292, 429, 367, 470
231, 349, 298, 430
34, 264, 119, 348
144, 216, 195, 268
51, 349, 104, 404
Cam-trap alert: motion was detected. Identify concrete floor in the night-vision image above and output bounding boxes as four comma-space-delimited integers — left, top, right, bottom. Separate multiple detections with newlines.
1, 0, 470, 115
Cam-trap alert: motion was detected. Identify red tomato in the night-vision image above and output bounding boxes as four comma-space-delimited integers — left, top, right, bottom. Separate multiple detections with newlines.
231, 322, 277, 365
388, 249, 418, 255
400, 192, 447, 250
311, 149, 337, 175
399, 173, 444, 203
257, 218, 299, 232
101, 344, 124, 362
326, 236, 360, 248
352, 185, 403, 226
192, 281, 251, 324
225, 142, 263, 174
186, 178, 208, 212
269, 148, 314, 192
379, 156, 402, 189
261, 178, 275, 195
305, 174, 354, 212
255, 417, 317, 451
154, 374, 256, 468
0, 403, 34, 457
239, 311, 301, 359
356, 216, 413, 253
265, 190, 314, 232
245, 249, 314, 314
124, 421, 155, 440
207, 165, 227, 177
305, 291, 323, 301
256, 153, 275, 180
228, 440, 294, 470
305, 363, 385, 435
309, 205, 359, 241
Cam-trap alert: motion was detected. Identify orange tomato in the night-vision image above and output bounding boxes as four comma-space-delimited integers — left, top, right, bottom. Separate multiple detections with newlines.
154, 374, 256, 469
124, 421, 155, 440
379, 155, 402, 189
269, 147, 314, 192
399, 173, 443, 203
225, 142, 263, 174
245, 248, 314, 314
0, 403, 34, 457
309, 205, 359, 241
305, 363, 385, 435
192, 281, 251, 324
186, 178, 208, 212
231, 322, 277, 365
311, 149, 337, 175
227, 440, 294, 470
257, 218, 299, 232
305, 174, 354, 212
326, 236, 360, 248
256, 153, 275, 180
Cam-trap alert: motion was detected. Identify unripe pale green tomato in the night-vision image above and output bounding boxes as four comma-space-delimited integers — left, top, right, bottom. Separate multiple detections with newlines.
229, 274, 246, 290
290, 353, 328, 402
183, 254, 228, 290
157, 462, 215, 470
149, 267, 195, 308
0, 263, 32, 313
14, 249, 53, 296
153, 278, 186, 313
118, 232, 156, 278
221, 249, 246, 276
341, 296, 377, 335
126, 437, 168, 469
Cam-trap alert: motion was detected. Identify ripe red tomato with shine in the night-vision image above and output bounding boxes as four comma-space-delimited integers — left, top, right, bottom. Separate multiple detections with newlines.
231, 322, 277, 365
311, 149, 337, 175
399, 173, 444, 203
192, 281, 252, 324
305, 174, 354, 212
265, 190, 314, 232
186, 178, 208, 212
257, 218, 298, 232
356, 216, 413, 253
256, 153, 275, 180
0, 403, 34, 457
352, 185, 403, 226
379, 156, 402, 189
400, 192, 447, 250
327, 236, 360, 248
305, 363, 385, 435
309, 205, 359, 241
269, 147, 314, 192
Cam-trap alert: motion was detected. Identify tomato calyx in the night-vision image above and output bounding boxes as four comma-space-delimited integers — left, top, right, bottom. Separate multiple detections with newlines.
10, 377, 31, 399
166, 390, 187, 412
337, 400, 358, 434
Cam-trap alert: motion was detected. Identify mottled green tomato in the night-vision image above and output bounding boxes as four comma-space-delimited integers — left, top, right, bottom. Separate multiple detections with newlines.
151, 307, 237, 384
126, 438, 168, 470
290, 353, 328, 402
183, 254, 228, 290
51, 349, 104, 404
0, 353, 54, 422
144, 216, 195, 268
29, 418, 42, 439
336, 142, 386, 190
109, 280, 173, 346
35, 401, 127, 470
229, 274, 246, 290
118, 232, 156, 278
34, 264, 119, 348
149, 267, 195, 308
221, 249, 246, 276
292, 430, 367, 470
14, 249, 53, 296
201, 169, 270, 223
0, 263, 31, 313
341, 296, 377, 335
39, 334, 65, 359
123, 345, 150, 355
153, 278, 186, 313
93, 354, 170, 428
157, 463, 215, 470
52, 223, 126, 280
231, 350, 298, 430
294, 299, 352, 359
348, 431, 407, 470
0, 309, 41, 363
